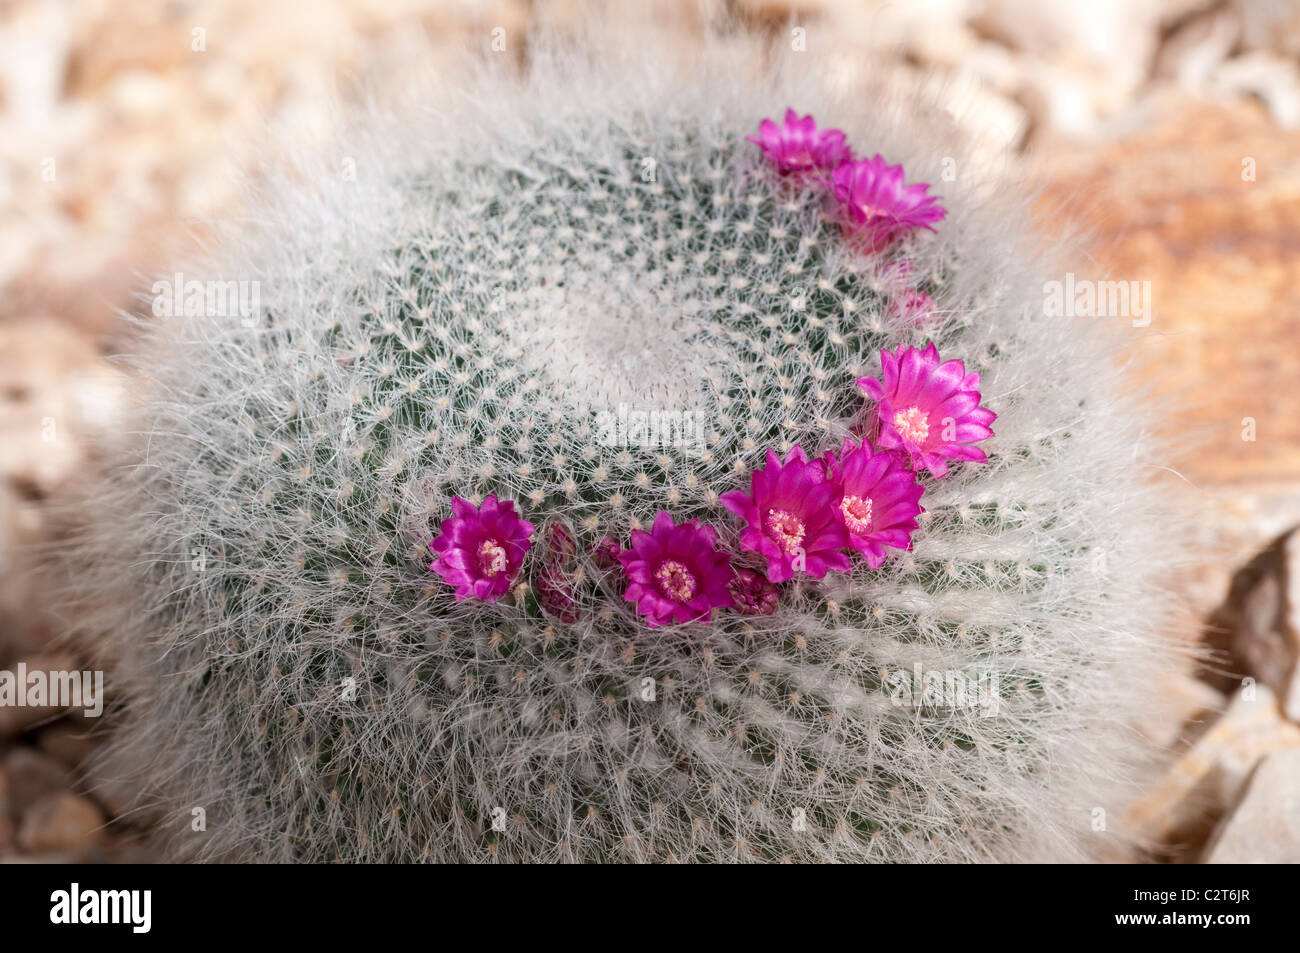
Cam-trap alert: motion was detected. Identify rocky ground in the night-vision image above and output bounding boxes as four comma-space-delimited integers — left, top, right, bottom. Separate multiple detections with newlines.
2, 0, 1299, 863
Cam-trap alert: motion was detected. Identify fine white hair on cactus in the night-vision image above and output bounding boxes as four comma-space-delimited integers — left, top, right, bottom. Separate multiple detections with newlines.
64, 20, 1180, 863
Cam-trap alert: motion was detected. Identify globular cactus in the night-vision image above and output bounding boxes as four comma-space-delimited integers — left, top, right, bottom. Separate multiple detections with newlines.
73, 28, 1176, 863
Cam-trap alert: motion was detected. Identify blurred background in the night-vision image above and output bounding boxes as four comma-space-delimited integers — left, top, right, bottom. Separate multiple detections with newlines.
2, 0, 1299, 863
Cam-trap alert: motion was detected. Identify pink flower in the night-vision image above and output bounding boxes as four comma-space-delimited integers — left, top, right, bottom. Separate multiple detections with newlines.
828, 155, 946, 252
618, 512, 734, 628
857, 343, 996, 478
727, 568, 779, 616
748, 109, 852, 175
720, 446, 851, 583
823, 439, 924, 569
429, 495, 535, 601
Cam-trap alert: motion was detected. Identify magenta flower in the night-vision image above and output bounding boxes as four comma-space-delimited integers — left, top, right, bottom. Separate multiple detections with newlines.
748, 109, 852, 175
728, 568, 779, 616
720, 446, 851, 583
828, 155, 946, 252
429, 495, 535, 601
857, 343, 996, 478
823, 440, 925, 569
618, 511, 734, 628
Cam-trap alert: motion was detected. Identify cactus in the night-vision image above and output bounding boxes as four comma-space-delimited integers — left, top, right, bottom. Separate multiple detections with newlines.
74, 31, 1175, 863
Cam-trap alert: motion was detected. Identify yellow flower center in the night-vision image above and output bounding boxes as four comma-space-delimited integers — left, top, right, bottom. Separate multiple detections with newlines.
655, 559, 697, 602
477, 539, 508, 577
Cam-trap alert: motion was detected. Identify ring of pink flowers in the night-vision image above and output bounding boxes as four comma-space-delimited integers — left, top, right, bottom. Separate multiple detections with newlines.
426, 112, 995, 627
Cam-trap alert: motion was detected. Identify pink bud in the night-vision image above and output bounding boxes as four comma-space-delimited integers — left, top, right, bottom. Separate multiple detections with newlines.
728, 568, 779, 616
593, 535, 622, 571
543, 520, 577, 564
537, 566, 579, 623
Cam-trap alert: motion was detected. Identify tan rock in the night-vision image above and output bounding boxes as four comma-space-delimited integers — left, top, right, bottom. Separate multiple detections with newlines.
0, 760, 13, 855
1139, 671, 1225, 750
1, 746, 70, 817
1155, 8, 1240, 88
0, 0, 71, 129
1019, 60, 1103, 140
918, 67, 1029, 154
1233, 0, 1300, 59
1203, 748, 1300, 862
1211, 51, 1300, 129
1035, 99, 1300, 488
1127, 683, 1300, 852
1207, 527, 1300, 721
0, 318, 125, 662
16, 791, 105, 854
0, 320, 103, 494
82, 768, 142, 822
0, 653, 77, 739
971, 0, 1161, 104
35, 718, 100, 768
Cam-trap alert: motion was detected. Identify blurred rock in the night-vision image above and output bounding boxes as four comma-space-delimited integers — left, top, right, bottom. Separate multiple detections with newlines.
0, 837, 155, 863
1127, 683, 1300, 855
36, 717, 100, 768
0, 319, 107, 497
1205, 527, 1300, 721
1211, 51, 1300, 129
1019, 60, 1102, 139
81, 762, 144, 821
0, 319, 125, 661
1203, 748, 1300, 862
919, 68, 1029, 154
0, 0, 71, 130
1140, 671, 1225, 750
1233, 0, 1300, 59
1175, 485, 1300, 629
1036, 101, 1300, 490
958, 40, 1024, 96
0, 652, 77, 739
971, 0, 1169, 111
16, 790, 105, 854
1, 746, 70, 818
0, 495, 58, 662
0, 760, 13, 854
1155, 8, 1239, 89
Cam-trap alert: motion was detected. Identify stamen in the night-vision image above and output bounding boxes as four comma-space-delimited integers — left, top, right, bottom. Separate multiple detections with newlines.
840, 495, 874, 535
893, 406, 930, 445
655, 559, 698, 602
477, 539, 508, 577
765, 508, 806, 554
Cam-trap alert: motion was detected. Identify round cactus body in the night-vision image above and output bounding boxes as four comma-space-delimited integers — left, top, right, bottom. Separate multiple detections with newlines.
81, 34, 1173, 863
